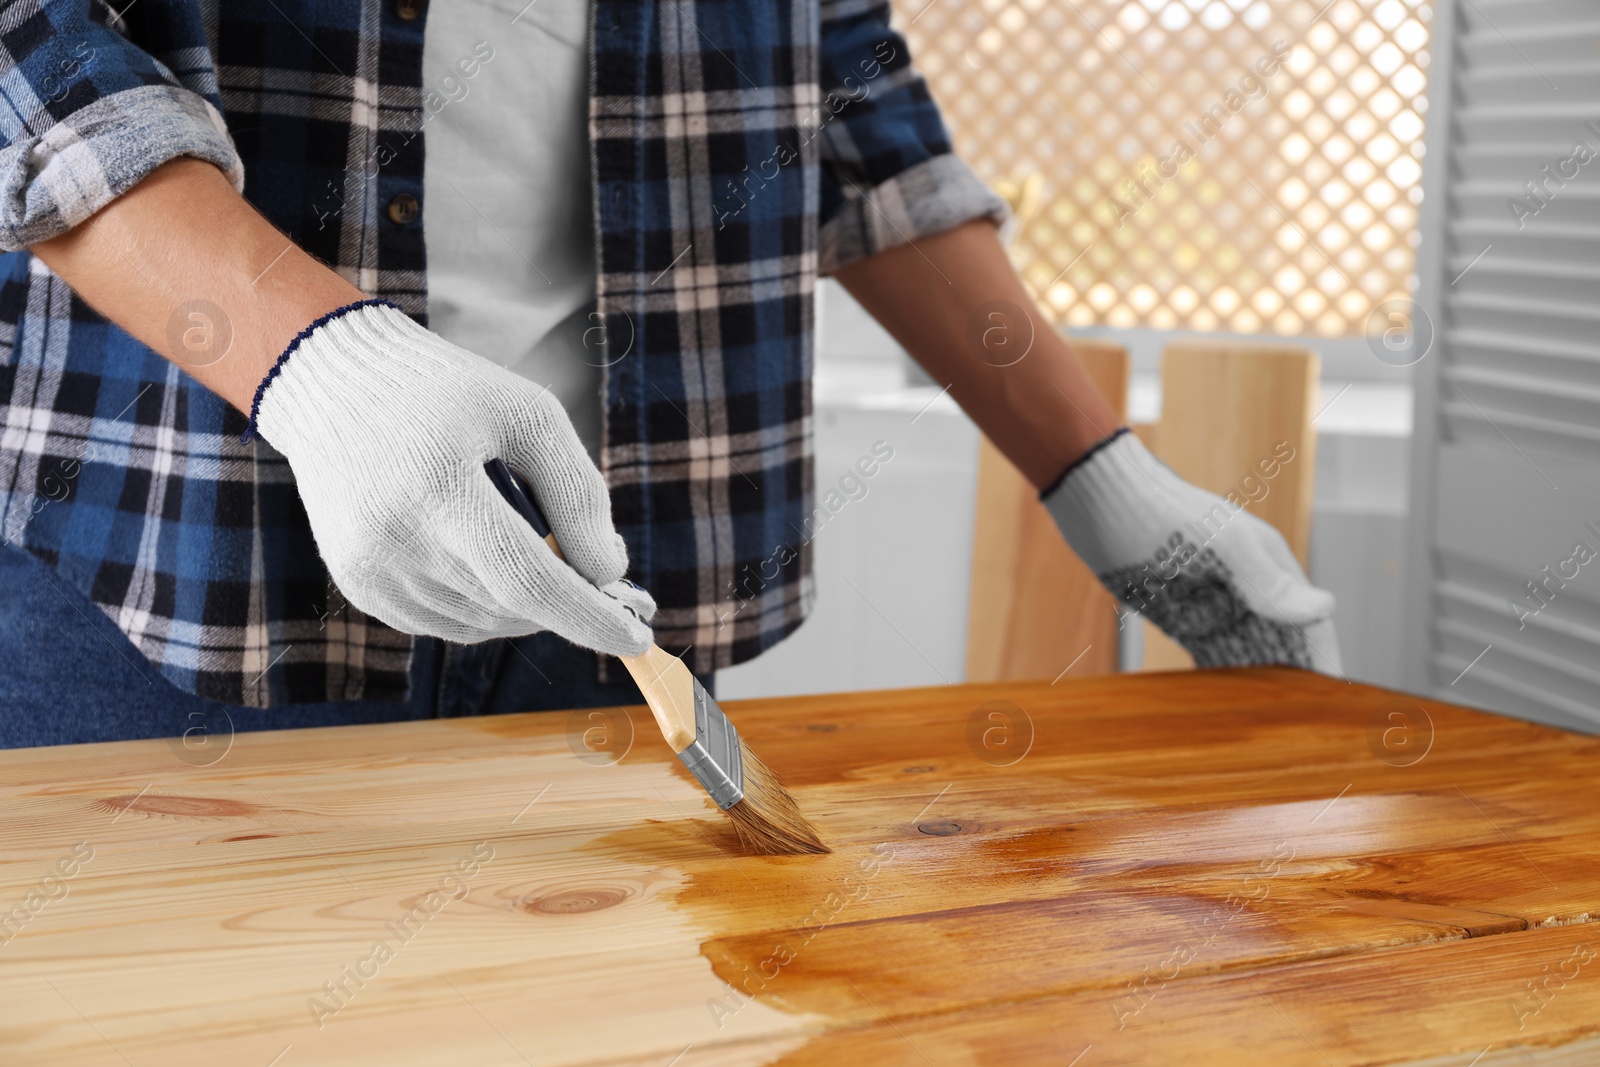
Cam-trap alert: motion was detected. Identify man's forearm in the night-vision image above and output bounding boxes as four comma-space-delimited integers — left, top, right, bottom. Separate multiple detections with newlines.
30, 158, 367, 414
833, 218, 1119, 490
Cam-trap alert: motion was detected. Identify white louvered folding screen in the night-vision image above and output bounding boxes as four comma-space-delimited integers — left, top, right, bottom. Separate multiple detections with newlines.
1405, 0, 1600, 730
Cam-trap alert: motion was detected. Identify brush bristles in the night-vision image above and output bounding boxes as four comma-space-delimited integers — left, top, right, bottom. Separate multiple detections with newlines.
724, 740, 829, 855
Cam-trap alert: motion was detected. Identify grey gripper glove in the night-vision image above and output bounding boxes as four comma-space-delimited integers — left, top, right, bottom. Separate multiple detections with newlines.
1042, 428, 1343, 675
245, 299, 655, 654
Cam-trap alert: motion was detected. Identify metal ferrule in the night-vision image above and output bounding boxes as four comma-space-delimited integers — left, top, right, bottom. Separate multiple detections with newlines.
674, 682, 745, 809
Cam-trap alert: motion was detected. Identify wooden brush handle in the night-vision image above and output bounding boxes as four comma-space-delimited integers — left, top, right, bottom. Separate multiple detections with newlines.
484, 459, 697, 754
616, 646, 698, 753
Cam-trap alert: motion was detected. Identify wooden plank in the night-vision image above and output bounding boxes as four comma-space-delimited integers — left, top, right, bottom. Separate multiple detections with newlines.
1156, 340, 1320, 565
0, 671, 1596, 1065
1138, 341, 1322, 673
965, 338, 1128, 682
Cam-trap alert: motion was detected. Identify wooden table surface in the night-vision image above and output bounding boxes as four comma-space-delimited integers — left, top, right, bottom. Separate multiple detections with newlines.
3, 669, 1599, 1066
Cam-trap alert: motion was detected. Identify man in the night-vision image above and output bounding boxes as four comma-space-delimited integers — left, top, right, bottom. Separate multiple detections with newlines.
0, 0, 1339, 746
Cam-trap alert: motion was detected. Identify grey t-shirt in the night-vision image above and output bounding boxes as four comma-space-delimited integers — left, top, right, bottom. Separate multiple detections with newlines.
422, 0, 602, 458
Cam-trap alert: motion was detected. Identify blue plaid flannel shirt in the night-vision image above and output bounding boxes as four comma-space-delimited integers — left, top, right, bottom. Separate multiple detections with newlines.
0, 0, 1005, 706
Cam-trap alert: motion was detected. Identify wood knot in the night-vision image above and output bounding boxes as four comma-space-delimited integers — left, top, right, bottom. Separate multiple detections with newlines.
918, 820, 965, 836
521, 886, 632, 915
902, 765, 935, 774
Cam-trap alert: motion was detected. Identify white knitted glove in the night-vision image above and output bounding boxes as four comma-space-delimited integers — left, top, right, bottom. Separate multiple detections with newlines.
1042, 430, 1342, 674
247, 300, 655, 655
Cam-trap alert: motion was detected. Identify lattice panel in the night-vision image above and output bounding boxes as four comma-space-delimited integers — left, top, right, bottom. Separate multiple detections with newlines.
893, 0, 1433, 336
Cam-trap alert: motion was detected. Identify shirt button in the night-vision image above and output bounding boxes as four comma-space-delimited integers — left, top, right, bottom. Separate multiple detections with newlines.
387, 194, 420, 225
395, 0, 426, 20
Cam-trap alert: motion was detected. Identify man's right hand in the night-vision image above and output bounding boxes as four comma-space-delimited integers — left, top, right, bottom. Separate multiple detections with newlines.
32, 159, 651, 656
249, 300, 654, 655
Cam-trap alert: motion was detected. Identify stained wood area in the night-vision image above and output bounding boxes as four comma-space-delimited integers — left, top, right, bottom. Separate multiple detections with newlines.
3, 670, 1599, 1065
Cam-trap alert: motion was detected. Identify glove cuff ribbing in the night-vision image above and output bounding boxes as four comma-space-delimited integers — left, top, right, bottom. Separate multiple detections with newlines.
241, 298, 400, 443
1038, 426, 1132, 500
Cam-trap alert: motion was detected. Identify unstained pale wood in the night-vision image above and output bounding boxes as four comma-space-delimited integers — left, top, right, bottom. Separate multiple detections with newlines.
965, 337, 1128, 682
2, 670, 1598, 1065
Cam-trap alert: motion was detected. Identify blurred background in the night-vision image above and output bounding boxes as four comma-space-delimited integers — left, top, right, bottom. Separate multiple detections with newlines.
720, 0, 1600, 733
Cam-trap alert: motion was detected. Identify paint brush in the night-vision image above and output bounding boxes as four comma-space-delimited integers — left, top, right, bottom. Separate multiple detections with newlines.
485, 459, 828, 856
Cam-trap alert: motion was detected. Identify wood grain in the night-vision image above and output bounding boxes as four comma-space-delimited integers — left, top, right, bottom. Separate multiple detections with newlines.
965, 337, 1128, 682
2, 670, 1598, 1065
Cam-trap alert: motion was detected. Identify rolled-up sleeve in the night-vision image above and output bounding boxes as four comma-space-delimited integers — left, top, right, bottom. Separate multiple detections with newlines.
815, 0, 1010, 274
0, 1, 243, 251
